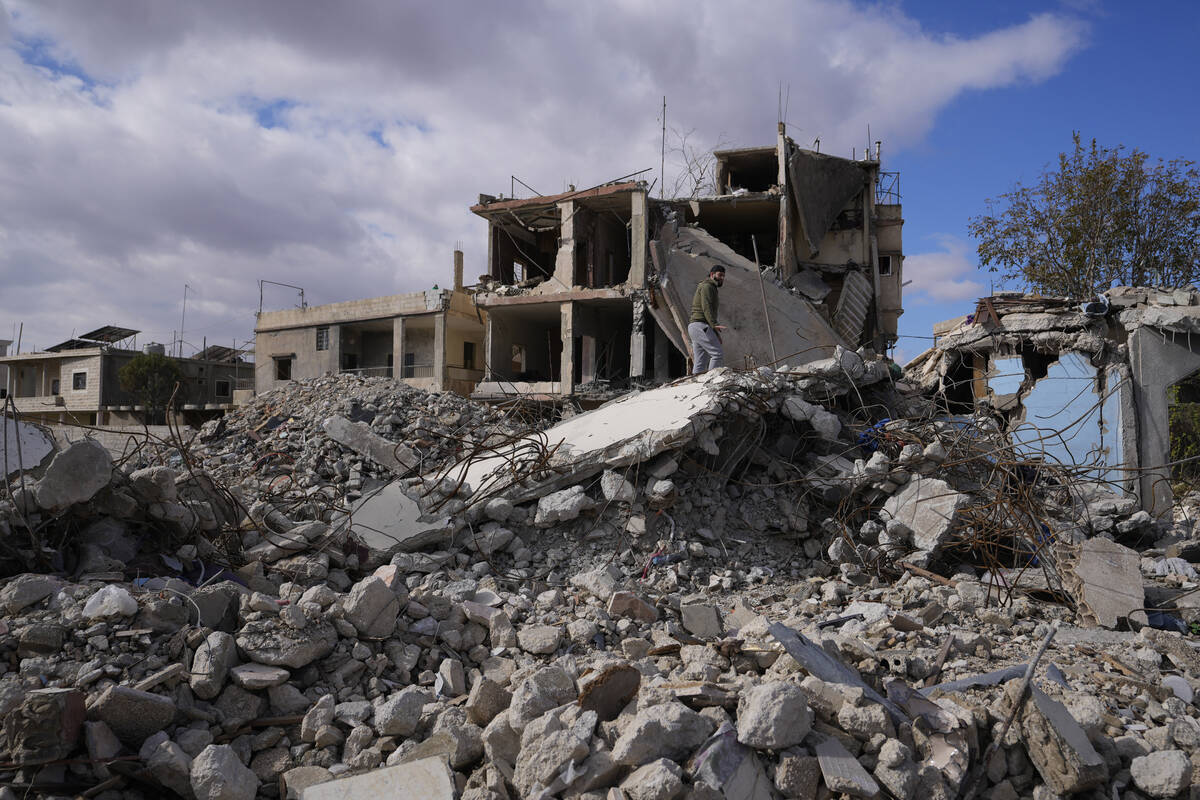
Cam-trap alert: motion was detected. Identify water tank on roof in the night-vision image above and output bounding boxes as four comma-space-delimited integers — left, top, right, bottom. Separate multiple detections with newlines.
143, 343, 166, 356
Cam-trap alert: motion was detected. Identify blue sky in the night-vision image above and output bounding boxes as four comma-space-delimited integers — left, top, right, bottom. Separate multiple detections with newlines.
0, 0, 1194, 363
890, 1, 1199, 361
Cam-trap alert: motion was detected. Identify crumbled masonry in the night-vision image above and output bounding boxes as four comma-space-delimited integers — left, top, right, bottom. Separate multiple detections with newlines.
3, 343, 1200, 798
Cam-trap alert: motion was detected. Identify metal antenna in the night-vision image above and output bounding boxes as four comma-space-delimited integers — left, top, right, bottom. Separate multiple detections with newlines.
179, 284, 191, 357
660, 96, 666, 199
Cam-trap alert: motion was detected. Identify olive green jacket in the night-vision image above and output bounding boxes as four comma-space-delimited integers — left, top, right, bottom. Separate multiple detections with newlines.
689, 278, 719, 327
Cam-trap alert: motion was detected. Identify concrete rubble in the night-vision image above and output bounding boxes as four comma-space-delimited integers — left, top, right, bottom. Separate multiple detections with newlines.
2, 352, 1200, 798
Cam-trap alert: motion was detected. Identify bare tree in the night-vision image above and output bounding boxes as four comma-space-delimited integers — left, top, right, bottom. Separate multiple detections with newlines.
666, 127, 729, 199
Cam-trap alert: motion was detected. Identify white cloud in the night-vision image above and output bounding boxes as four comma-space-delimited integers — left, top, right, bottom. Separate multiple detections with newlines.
904, 234, 988, 303
0, 1, 1087, 351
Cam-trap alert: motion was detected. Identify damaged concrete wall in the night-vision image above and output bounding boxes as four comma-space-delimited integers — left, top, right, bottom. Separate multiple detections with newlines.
1129, 326, 1200, 516
652, 224, 844, 369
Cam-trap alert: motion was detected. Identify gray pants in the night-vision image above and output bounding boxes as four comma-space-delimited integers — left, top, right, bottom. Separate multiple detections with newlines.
688, 322, 724, 374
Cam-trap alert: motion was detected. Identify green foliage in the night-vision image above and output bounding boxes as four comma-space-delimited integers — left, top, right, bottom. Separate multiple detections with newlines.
969, 133, 1200, 297
1169, 402, 1200, 483
118, 353, 183, 424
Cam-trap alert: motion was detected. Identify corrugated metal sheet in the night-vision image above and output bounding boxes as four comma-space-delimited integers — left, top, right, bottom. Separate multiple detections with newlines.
834, 270, 872, 344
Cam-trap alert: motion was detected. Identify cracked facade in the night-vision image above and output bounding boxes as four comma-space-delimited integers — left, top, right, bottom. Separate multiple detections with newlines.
471, 124, 905, 402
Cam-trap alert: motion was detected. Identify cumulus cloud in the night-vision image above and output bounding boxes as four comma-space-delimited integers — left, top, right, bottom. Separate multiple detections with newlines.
904, 234, 989, 303
0, 1, 1086, 351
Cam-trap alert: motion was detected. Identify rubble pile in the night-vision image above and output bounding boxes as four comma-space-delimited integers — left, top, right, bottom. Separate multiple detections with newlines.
2, 356, 1200, 798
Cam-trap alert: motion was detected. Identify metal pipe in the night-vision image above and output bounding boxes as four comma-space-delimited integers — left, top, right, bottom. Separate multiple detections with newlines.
751, 235, 778, 364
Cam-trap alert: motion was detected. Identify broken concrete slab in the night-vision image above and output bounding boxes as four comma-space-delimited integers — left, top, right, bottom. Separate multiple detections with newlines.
2, 416, 54, 478
880, 475, 969, 553
34, 437, 112, 512
652, 225, 845, 370
1004, 681, 1108, 795
323, 415, 419, 476
299, 756, 454, 799
338, 481, 452, 557
1065, 537, 1143, 628
810, 731, 881, 798
3, 687, 85, 764
768, 622, 907, 724
444, 370, 736, 506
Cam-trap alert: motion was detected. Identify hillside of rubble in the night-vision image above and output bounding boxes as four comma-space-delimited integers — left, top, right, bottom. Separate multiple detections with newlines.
2, 353, 1200, 799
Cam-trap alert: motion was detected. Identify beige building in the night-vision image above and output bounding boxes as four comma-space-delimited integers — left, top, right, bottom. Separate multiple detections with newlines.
469, 124, 904, 402
0, 327, 249, 425
254, 256, 486, 397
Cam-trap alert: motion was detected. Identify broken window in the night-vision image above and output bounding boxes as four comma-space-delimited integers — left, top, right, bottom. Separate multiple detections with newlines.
215, 380, 231, 398
72, 371, 86, 391
274, 357, 292, 381
463, 341, 476, 370
315, 327, 330, 351
878, 255, 892, 276
51, 379, 60, 396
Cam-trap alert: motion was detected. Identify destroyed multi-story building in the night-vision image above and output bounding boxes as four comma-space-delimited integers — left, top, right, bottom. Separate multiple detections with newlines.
254, 257, 486, 397
0, 327, 249, 425
910, 286, 1200, 516
470, 124, 904, 402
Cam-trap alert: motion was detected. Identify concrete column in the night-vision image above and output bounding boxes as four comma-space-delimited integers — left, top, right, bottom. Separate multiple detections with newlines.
329, 324, 343, 376
434, 314, 447, 390
560, 302, 575, 394
554, 201, 576, 288
392, 317, 407, 380
581, 312, 597, 386
653, 323, 669, 381
453, 250, 464, 290
629, 297, 646, 379
629, 190, 647, 287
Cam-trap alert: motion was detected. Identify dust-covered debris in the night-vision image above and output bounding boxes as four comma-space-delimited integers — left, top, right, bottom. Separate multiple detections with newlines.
1, 355, 1199, 798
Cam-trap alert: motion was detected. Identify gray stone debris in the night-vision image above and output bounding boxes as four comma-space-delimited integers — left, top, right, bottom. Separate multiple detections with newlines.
736, 682, 813, 750
1130, 750, 1192, 798
34, 438, 113, 512
190, 743, 258, 800
343, 576, 401, 638
0, 365, 1195, 799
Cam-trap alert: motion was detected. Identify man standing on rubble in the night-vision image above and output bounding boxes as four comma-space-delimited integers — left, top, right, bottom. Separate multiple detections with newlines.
689, 265, 727, 373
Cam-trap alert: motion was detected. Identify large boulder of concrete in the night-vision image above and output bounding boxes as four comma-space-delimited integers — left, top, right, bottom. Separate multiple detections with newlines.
343, 576, 400, 638
35, 438, 112, 512
881, 475, 970, 553
1003, 681, 1108, 795
236, 619, 337, 668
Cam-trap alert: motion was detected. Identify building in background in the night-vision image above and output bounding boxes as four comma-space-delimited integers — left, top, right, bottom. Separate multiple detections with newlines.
469, 123, 904, 403
254, 255, 486, 397
0, 327, 249, 426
